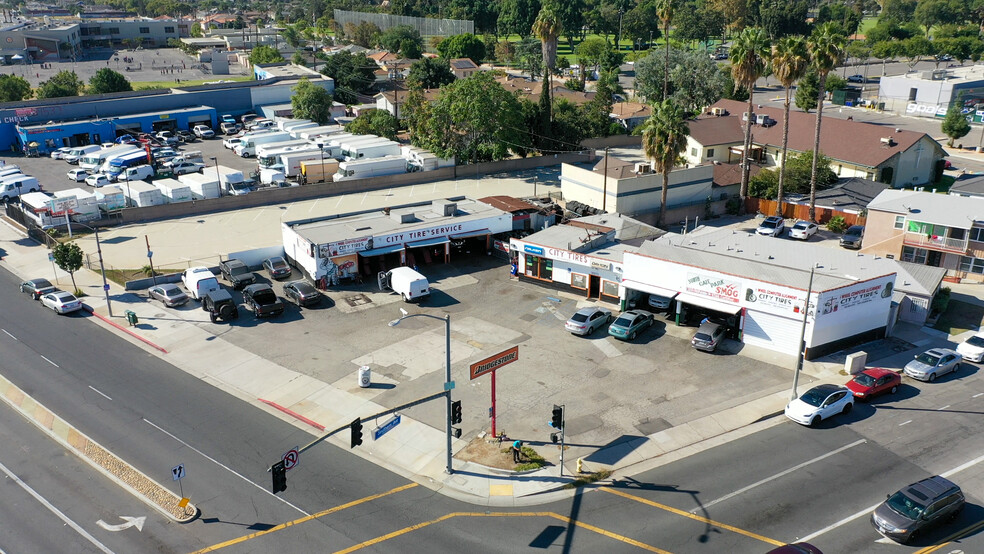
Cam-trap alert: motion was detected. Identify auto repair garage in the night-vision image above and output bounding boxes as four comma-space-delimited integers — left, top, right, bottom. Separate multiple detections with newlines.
622, 228, 899, 359
282, 197, 513, 285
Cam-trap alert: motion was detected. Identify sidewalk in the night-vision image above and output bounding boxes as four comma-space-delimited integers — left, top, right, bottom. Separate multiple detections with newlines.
0, 217, 974, 509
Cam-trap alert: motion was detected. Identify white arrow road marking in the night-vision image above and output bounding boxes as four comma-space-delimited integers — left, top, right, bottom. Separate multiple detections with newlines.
96, 516, 145, 532
874, 537, 896, 544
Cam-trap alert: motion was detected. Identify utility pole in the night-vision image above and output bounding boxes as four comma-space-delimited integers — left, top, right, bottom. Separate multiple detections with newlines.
791, 265, 816, 400
602, 147, 609, 212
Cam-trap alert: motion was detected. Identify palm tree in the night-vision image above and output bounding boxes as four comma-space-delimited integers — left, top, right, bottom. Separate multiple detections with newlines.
654, 0, 676, 99
806, 22, 846, 222
771, 36, 810, 217
729, 27, 771, 210
532, 2, 564, 74
641, 98, 690, 228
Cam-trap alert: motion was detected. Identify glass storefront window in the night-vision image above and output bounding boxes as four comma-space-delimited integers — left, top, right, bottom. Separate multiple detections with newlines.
524, 255, 552, 280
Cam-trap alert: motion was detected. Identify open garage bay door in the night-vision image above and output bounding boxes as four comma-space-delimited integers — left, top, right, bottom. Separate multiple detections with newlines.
743, 309, 802, 354
675, 293, 742, 315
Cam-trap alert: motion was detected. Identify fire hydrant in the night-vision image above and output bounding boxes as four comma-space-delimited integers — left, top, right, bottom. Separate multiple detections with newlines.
577, 458, 584, 473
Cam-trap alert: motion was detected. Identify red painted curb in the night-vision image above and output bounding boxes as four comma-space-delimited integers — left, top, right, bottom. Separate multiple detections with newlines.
259, 398, 326, 431
82, 305, 169, 354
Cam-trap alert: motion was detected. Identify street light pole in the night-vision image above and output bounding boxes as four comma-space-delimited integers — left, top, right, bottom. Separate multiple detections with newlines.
389, 309, 454, 475
791, 265, 816, 401
74, 221, 113, 317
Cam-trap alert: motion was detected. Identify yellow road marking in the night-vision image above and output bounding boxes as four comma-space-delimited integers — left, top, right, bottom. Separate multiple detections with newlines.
914, 518, 984, 554
602, 487, 785, 547
189, 483, 418, 553
334, 512, 669, 554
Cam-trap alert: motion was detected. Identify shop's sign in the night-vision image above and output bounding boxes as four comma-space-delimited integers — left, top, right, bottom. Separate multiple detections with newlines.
321, 235, 373, 257
590, 260, 611, 271
686, 271, 741, 303
493, 240, 509, 253
469, 346, 519, 380
547, 247, 590, 266
745, 286, 801, 311
377, 222, 476, 246
524, 244, 544, 255
821, 282, 890, 315
905, 102, 946, 118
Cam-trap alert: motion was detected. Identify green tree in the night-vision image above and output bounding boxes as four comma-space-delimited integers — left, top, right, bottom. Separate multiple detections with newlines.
806, 22, 846, 221
673, 2, 723, 50
378, 25, 422, 54
941, 97, 971, 147
914, 0, 964, 37
771, 35, 810, 216
729, 27, 771, 208
667, 51, 729, 115
344, 21, 381, 48
879, 0, 917, 26
290, 78, 334, 124
292, 51, 307, 66
347, 110, 400, 140
250, 44, 284, 65
437, 34, 486, 63
516, 37, 544, 79
320, 51, 378, 104
721, 66, 750, 102
0, 74, 31, 102
281, 25, 302, 49
52, 241, 84, 295
556, 0, 586, 51
498, 0, 542, 38
35, 70, 83, 99
407, 57, 455, 89
88, 68, 132, 95
550, 98, 590, 150
641, 99, 690, 227
409, 71, 529, 163
816, 2, 863, 37
532, 1, 563, 72
190, 22, 203, 37
583, 70, 617, 137
749, 152, 837, 199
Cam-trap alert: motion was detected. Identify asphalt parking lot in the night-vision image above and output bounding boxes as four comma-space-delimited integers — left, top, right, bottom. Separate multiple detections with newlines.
142, 252, 794, 464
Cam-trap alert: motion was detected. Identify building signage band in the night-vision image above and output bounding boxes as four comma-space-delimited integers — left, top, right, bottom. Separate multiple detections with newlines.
590, 260, 611, 271
744, 287, 801, 312
821, 282, 890, 315
905, 102, 946, 118
686, 271, 741, 303
469, 346, 519, 380
321, 235, 373, 257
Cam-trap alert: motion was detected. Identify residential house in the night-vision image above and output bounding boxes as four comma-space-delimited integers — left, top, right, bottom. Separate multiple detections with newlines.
949, 175, 984, 198
375, 87, 440, 119
711, 161, 762, 200
610, 102, 651, 132
776, 176, 891, 225
684, 99, 946, 188
449, 58, 479, 79
891, 261, 946, 325
863, 189, 984, 283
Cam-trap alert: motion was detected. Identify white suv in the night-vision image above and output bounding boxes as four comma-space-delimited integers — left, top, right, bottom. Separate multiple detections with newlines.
756, 216, 785, 237
193, 125, 215, 139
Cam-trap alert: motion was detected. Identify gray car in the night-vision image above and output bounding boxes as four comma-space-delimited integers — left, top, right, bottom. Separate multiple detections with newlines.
148, 283, 189, 307
903, 348, 960, 382
871, 476, 964, 543
691, 321, 726, 352
840, 225, 864, 249
565, 307, 612, 336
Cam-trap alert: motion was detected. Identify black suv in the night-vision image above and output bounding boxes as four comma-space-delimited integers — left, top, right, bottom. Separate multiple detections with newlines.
871, 476, 964, 543
219, 259, 257, 290
202, 289, 239, 323
242, 283, 285, 318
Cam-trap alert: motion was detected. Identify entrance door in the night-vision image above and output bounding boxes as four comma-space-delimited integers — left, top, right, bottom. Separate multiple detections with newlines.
927, 250, 942, 267
588, 275, 601, 299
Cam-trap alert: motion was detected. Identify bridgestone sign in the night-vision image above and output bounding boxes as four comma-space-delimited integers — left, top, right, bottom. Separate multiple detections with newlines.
469, 346, 519, 380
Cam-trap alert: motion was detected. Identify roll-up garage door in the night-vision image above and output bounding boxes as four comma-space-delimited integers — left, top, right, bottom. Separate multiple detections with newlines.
742, 310, 802, 354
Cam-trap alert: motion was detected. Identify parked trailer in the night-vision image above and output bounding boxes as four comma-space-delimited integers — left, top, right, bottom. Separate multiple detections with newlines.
256, 141, 315, 167
234, 131, 292, 157
53, 188, 100, 221
95, 186, 125, 213
333, 156, 409, 182
342, 139, 402, 161
278, 119, 312, 132
296, 125, 344, 141
177, 172, 222, 199
122, 180, 165, 207
403, 147, 456, 171
270, 148, 328, 177
154, 178, 193, 203
299, 160, 340, 184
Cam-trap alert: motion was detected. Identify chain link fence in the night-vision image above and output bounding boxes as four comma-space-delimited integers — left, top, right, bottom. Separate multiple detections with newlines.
333, 10, 473, 36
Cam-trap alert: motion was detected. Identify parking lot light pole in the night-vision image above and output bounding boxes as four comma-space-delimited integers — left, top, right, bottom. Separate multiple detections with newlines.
389, 308, 454, 475
791, 265, 816, 401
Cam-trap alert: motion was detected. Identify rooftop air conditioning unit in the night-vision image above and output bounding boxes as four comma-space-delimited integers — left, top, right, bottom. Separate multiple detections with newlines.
711, 107, 727, 116
634, 162, 652, 174
880, 137, 894, 146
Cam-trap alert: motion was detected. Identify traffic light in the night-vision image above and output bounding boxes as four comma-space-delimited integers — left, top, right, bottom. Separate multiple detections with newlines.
451, 400, 462, 424
551, 405, 564, 430
271, 461, 287, 494
350, 418, 363, 448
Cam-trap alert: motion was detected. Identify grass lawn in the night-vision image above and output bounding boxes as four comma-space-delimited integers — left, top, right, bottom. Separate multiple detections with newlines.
859, 17, 878, 35
933, 300, 984, 336
133, 76, 253, 90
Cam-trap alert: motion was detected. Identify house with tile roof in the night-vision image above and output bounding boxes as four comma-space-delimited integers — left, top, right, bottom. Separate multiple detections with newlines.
685, 99, 946, 188
610, 102, 652, 132
863, 189, 984, 283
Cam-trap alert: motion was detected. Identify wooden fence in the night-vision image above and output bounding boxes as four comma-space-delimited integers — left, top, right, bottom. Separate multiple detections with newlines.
745, 198, 865, 226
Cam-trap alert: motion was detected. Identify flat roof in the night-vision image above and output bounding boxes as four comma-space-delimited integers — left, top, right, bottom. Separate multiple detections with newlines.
868, 189, 984, 229
634, 227, 899, 291
521, 223, 634, 263
19, 105, 216, 130
290, 198, 510, 245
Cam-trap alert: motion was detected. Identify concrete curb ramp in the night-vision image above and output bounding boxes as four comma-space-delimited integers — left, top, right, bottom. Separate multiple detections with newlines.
0, 372, 197, 523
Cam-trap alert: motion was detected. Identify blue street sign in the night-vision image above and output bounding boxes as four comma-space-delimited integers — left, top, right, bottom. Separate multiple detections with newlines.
103, 284, 110, 291
147, 251, 153, 258
444, 381, 455, 391
373, 414, 401, 441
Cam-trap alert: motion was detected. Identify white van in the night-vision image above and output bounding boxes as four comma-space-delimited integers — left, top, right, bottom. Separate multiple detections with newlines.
378, 266, 430, 302
0, 176, 41, 201
116, 164, 155, 182
63, 145, 102, 164
181, 266, 221, 300
0, 166, 23, 178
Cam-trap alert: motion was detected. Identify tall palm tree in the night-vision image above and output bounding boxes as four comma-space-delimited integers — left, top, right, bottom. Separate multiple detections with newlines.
771, 36, 810, 217
806, 22, 846, 222
654, 0, 676, 99
532, 2, 564, 74
729, 27, 771, 210
641, 98, 690, 228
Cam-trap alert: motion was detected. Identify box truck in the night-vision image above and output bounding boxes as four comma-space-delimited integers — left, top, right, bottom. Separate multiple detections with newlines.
95, 186, 125, 212
122, 180, 165, 207
154, 178, 193, 203
403, 147, 456, 171
256, 140, 313, 167
233, 131, 292, 157
342, 138, 402, 161
333, 156, 408, 182
215, 165, 249, 195
299, 160, 340, 184
295, 125, 344, 140
278, 118, 311, 132
177, 172, 222, 199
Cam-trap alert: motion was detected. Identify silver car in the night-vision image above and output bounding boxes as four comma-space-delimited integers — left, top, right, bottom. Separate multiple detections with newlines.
691, 321, 726, 352
565, 307, 612, 336
148, 283, 189, 307
903, 348, 961, 382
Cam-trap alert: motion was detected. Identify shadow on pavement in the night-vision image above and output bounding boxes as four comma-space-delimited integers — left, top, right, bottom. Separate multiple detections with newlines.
583, 435, 647, 465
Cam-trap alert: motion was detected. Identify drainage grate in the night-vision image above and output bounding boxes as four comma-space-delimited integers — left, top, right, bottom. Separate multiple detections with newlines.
344, 294, 372, 307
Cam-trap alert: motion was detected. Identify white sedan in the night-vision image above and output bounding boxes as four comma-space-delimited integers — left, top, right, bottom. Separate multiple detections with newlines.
788, 220, 818, 240
67, 168, 90, 182
85, 174, 111, 188
785, 384, 854, 427
40, 290, 83, 314
956, 332, 984, 362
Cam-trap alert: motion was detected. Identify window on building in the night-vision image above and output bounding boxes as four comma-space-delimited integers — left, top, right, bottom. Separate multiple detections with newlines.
601, 279, 619, 299
107, 27, 120, 34
571, 273, 588, 290
959, 256, 984, 274
165, 26, 174, 33
902, 246, 928, 264
894, 215, 905, 229
524, 255, 552, 280
139, 27, 150, 33
690, 147, 698, 156
706, 148, 714, 157
908, 88, 917, 101
970, 227, 984, 243
907, 221, 947, 236
950, 228, 966, 240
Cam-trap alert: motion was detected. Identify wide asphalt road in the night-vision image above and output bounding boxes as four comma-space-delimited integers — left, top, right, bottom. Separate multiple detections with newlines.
3, 259, 984, 553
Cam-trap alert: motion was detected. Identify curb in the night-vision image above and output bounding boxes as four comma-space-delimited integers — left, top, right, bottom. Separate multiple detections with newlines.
82, 304, 169, 354
0, 372, 197, 523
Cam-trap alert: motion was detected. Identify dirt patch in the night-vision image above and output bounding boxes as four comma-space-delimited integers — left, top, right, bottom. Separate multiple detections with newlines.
455, 436, 518, 470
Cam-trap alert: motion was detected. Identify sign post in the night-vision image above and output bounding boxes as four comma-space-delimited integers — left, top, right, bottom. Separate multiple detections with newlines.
469, 346, 519, 437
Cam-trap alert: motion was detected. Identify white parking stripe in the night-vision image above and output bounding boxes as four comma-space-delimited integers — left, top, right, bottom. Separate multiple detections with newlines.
938, 405, 950, 411
973, 393, 983, 398
593, 338, 622, 358
898, 420, 912, 426
0, 460, 114, 554
40, 355, 58, 367
799, 451, 984, 543
696, 439, 867, 512
88, 386, 112, 401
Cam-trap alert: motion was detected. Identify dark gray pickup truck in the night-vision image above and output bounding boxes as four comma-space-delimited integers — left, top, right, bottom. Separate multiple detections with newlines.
242, 283, 284, 318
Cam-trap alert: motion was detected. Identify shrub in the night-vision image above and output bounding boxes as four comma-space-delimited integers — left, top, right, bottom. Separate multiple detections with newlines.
826, 216, 848, 233
932, 287, 951, 314
725, 197, 742, 215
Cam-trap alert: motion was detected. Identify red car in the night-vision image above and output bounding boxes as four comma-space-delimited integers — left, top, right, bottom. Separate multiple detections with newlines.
845, 367, 901, 400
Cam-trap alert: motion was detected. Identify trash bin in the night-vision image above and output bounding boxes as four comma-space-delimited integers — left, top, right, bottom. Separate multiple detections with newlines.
124, 310, 138, 326
358, 365, 371, 388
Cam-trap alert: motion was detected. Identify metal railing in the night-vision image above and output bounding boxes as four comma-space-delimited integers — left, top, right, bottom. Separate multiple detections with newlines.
903, 232, 968, 253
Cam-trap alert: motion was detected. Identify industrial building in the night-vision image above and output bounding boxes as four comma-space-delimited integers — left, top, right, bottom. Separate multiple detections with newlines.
878, 65, 984, 123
